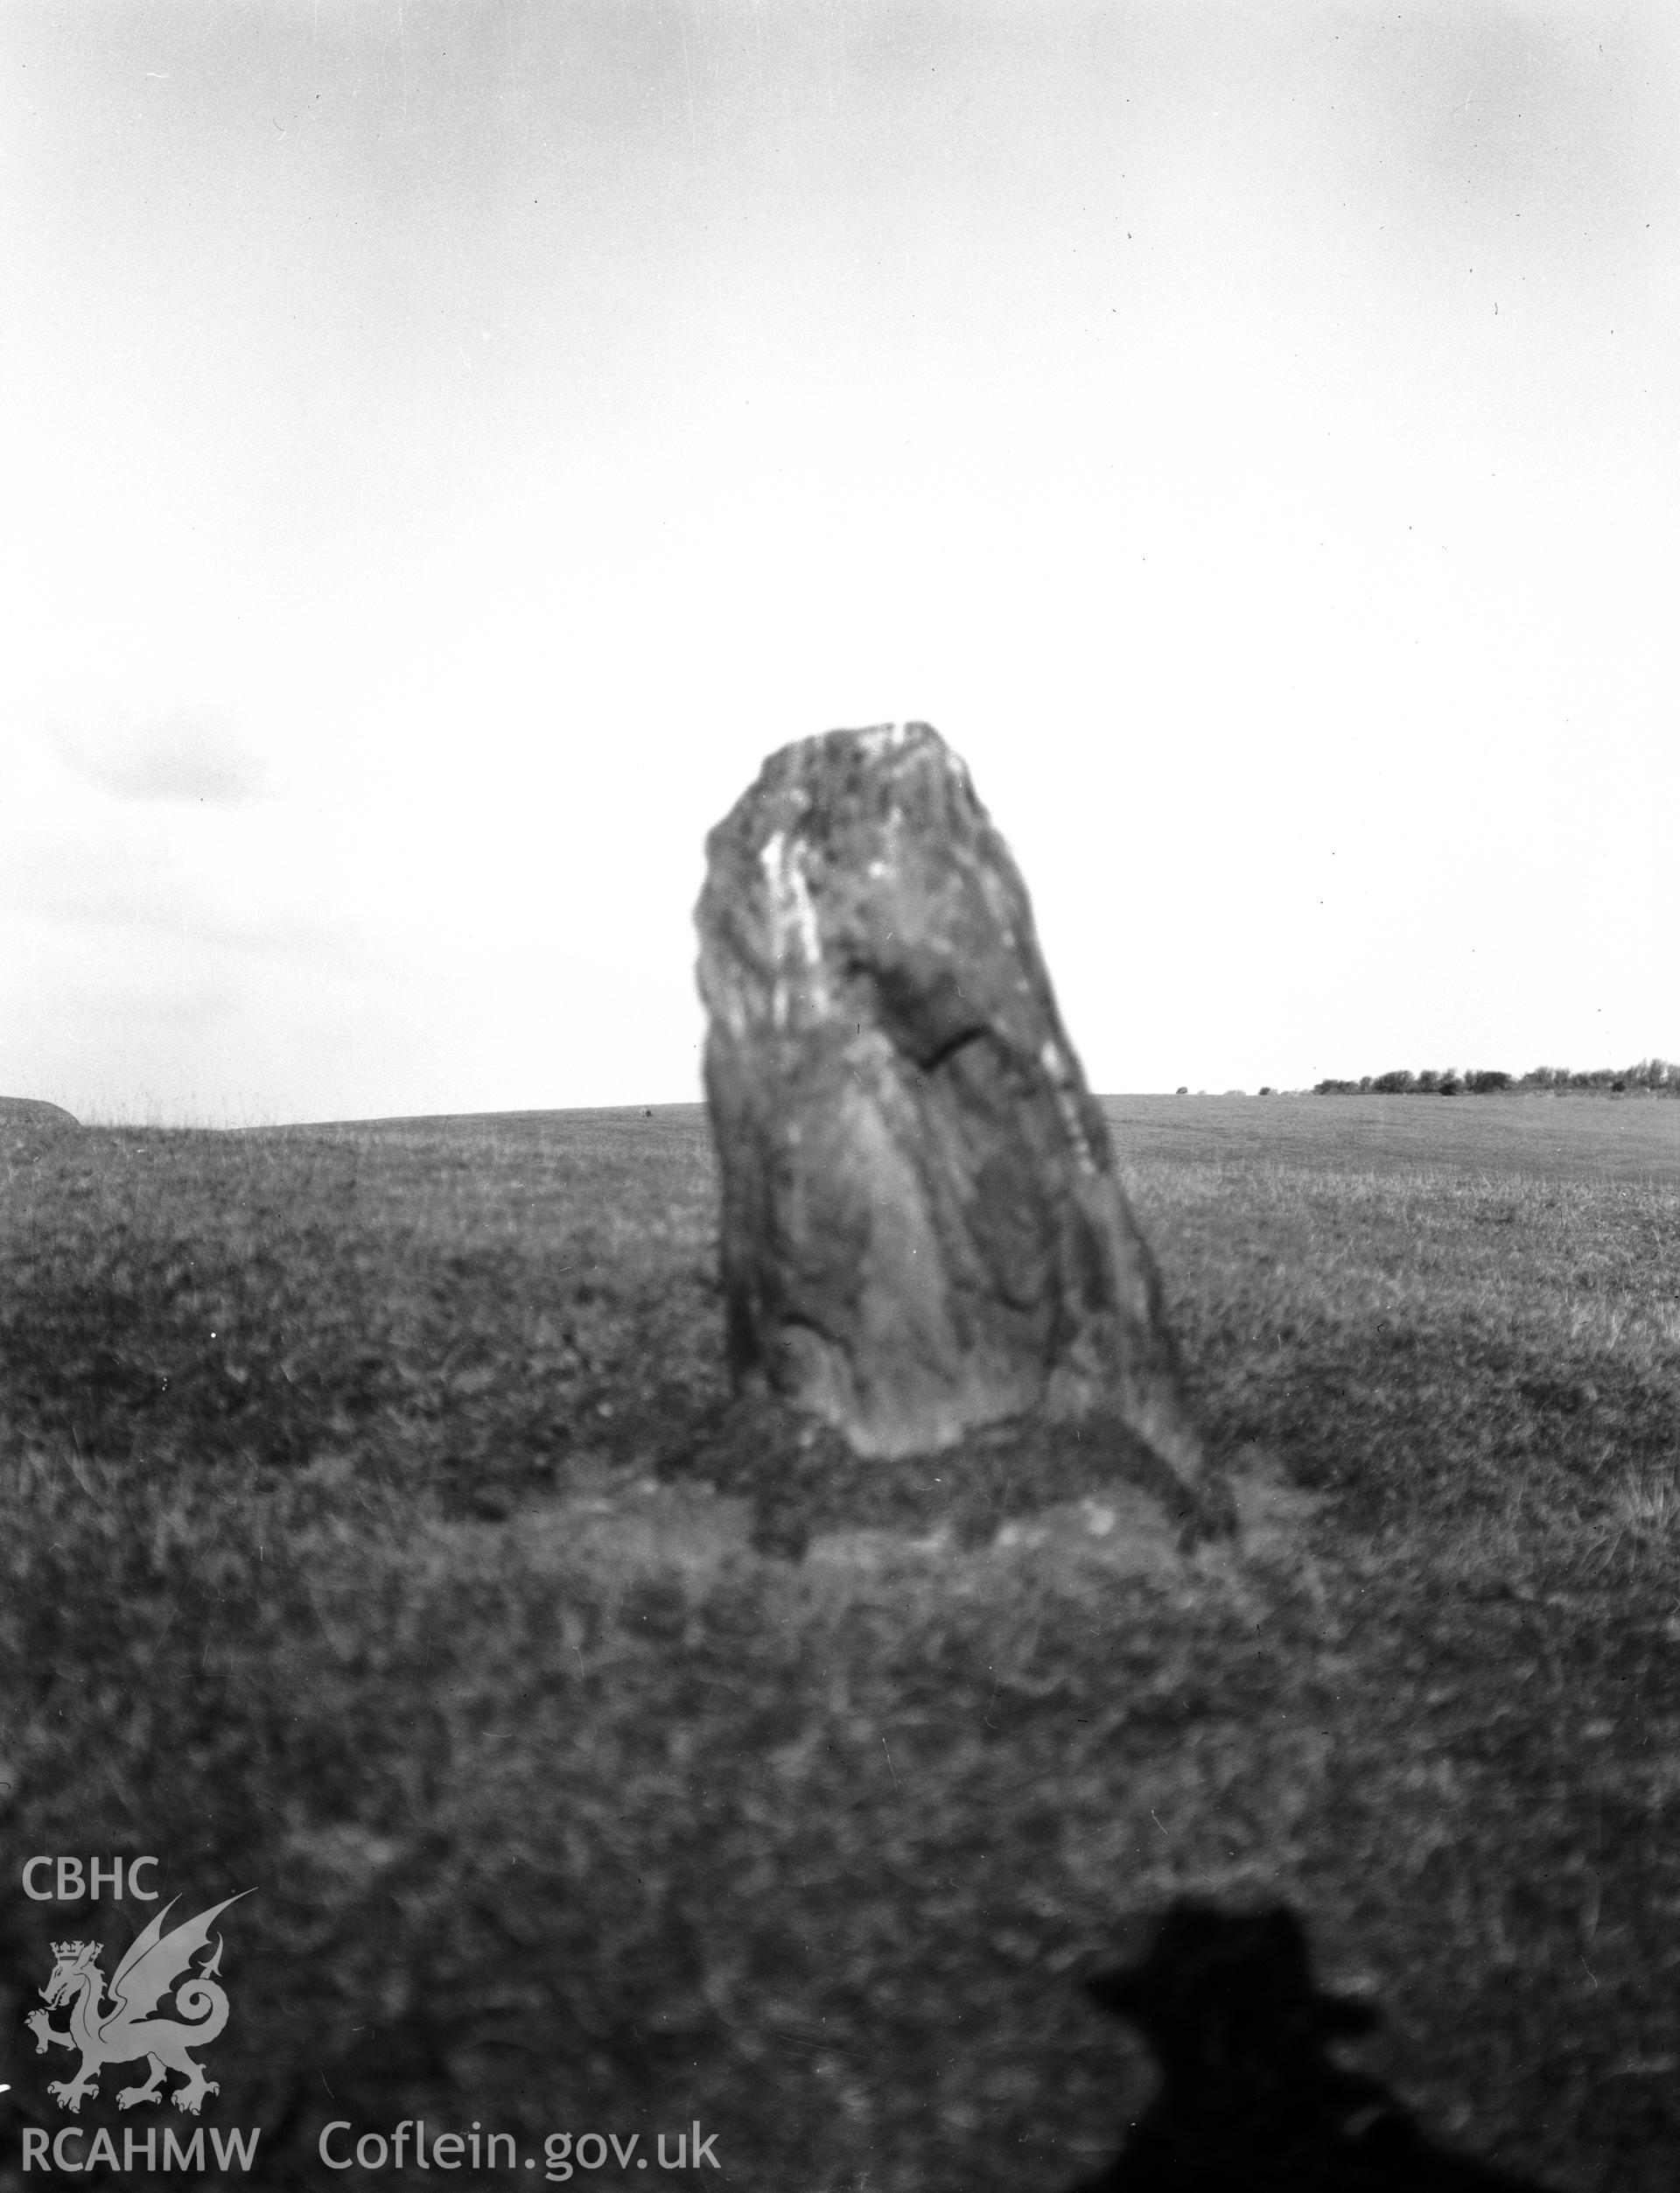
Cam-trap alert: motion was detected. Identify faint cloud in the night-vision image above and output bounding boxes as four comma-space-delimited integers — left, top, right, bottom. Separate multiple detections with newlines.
53, 706, 269, 803
3, 726, 328, 953
9, 861, 328, 953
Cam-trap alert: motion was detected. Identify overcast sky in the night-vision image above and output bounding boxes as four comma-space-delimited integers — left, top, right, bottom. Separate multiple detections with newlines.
3, 1, 1676, 1124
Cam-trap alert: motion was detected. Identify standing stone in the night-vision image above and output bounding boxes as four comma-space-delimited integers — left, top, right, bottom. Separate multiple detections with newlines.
695, 722, 1228, 1531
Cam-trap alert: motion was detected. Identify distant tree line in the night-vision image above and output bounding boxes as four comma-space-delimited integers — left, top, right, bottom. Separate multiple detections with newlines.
1313, 1060, 1678, 1096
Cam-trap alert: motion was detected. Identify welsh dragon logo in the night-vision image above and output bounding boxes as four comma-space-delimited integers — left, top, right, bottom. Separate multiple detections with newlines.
27, 1892, 252, 2116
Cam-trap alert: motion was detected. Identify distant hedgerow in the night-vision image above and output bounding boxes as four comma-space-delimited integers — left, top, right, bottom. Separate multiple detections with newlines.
1315, 1060, 1678, 1096
1524, 1059, 1676, 1093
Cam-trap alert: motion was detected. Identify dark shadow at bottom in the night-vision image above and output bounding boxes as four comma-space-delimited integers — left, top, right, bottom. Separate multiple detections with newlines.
1071, 1902, 1550, 2191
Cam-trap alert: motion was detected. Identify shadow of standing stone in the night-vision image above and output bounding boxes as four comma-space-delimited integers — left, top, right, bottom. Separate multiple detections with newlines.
694, 722, 1231, 1541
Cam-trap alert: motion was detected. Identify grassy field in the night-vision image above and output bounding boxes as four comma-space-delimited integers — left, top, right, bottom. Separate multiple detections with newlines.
3, 1094, 1678, 2189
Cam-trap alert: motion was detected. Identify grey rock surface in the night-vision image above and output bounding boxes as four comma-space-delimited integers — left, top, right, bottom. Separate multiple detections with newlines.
695, 722, 1227, 1530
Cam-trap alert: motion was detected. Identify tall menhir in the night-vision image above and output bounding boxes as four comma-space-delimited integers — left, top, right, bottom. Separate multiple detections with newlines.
695, 722, 1228, 1535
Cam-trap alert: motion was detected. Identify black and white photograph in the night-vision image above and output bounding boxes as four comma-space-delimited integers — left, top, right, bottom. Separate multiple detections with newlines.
3, 4, 1676, 2187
